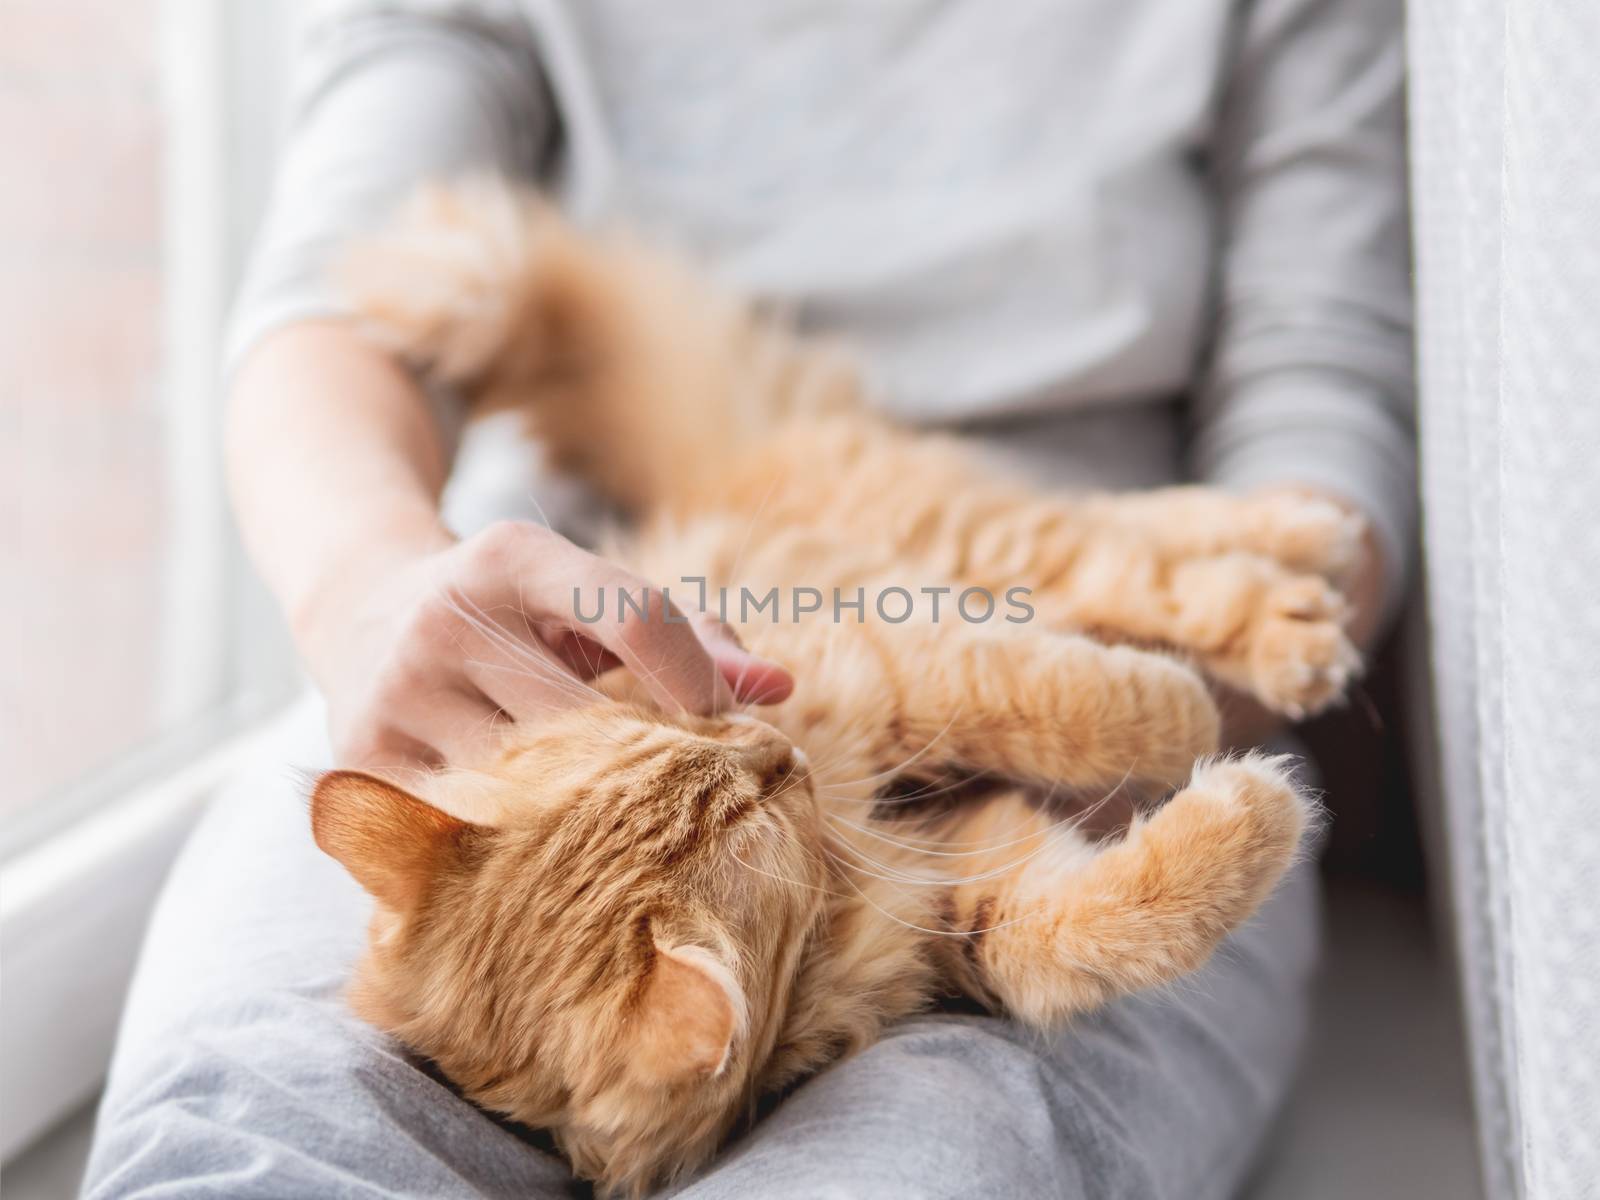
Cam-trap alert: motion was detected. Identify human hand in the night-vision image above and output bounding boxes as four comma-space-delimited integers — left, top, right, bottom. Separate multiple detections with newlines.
293, 518, 793, 770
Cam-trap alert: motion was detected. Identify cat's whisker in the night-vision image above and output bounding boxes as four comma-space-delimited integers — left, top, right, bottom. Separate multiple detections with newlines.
777, 743, 863, 783
566, 632, 612, 685
820, 838, 948, 886
759, 761, 821, 809
727, 848, 853, 902
826, 847, 1045, 891
822, 852, 1037, 938
819, 771, 994, 806
806, 706, 967, 792
819, 764, 1140, 883
709, 475, 783, 706
1025, 762, 1143, 840
442, 611, 641, 753
604, 634, 690, 716
518, 487, 558, 538
452, 659, 622, 745
445, 591, 608, 707
824, 811, 1056, 857
722, 469, 781, 593
823, 831, 1061, 888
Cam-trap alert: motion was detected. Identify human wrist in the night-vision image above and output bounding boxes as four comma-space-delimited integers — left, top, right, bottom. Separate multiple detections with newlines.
285, 504, 454, 648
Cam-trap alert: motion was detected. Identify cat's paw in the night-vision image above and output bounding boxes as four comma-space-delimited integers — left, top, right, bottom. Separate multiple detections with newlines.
1172, 753, 1311, 897
1234, 492, 1365, 581
1240, 576, 1363, 718
1167, 556, 1362, 717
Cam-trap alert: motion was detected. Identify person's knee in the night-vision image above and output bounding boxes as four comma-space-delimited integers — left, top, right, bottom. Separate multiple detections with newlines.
684, 1014, 1162, 1200
882, 1015, 1165, 1197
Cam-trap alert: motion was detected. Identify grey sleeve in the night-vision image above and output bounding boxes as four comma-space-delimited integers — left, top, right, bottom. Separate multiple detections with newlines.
1192, 0, 1416, 619
226, 0, 555, 377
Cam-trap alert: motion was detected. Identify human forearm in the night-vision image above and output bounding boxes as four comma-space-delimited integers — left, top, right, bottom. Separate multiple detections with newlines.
224, 1, 559, 643
225, 320, 454, 640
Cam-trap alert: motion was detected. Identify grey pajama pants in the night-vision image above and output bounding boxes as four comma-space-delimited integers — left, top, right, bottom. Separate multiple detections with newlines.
83, 407, 1321, 1199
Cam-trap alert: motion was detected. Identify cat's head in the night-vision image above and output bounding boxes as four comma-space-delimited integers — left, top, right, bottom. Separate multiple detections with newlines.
311, 703, 826, 1194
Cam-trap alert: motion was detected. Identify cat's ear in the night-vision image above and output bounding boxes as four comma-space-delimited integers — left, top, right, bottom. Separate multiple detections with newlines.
311, 770, 474, 910
630, 942, 745, 1084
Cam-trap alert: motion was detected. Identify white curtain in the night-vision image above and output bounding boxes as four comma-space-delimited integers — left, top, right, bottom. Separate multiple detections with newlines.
1409, 2, 1600, 1197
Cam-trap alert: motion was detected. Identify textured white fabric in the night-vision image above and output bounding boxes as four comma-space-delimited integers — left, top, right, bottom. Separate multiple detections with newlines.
1410, 3, 1600, 1197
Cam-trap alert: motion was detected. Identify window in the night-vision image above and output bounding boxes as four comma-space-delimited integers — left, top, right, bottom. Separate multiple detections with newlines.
1, 0, 301, 1161
2, 0, 298, 855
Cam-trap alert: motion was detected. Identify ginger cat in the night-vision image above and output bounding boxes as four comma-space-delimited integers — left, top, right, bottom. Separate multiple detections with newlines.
311, 181, 1362, 1196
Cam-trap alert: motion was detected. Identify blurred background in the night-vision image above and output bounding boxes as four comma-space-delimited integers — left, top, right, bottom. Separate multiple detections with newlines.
2, 2, 302, 1189
0, 2, 1483, 1197
2, 1, 298, 844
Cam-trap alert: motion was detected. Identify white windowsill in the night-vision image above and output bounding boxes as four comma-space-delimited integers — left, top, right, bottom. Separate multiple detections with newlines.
0, 708, 298, 1163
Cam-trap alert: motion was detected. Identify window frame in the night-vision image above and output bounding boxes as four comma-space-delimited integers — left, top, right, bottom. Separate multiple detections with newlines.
0, 0, 301, 1160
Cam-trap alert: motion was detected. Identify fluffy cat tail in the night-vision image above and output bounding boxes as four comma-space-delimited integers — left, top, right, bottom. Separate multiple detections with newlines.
338, 179, 860, 514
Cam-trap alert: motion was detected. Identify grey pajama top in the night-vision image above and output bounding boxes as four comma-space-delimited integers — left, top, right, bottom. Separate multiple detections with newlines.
233, 0, 1416, 610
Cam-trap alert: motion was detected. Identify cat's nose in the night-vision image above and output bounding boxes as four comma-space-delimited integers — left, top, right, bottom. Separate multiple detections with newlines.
723, 714, 805, 791
730, 729, 800, 793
